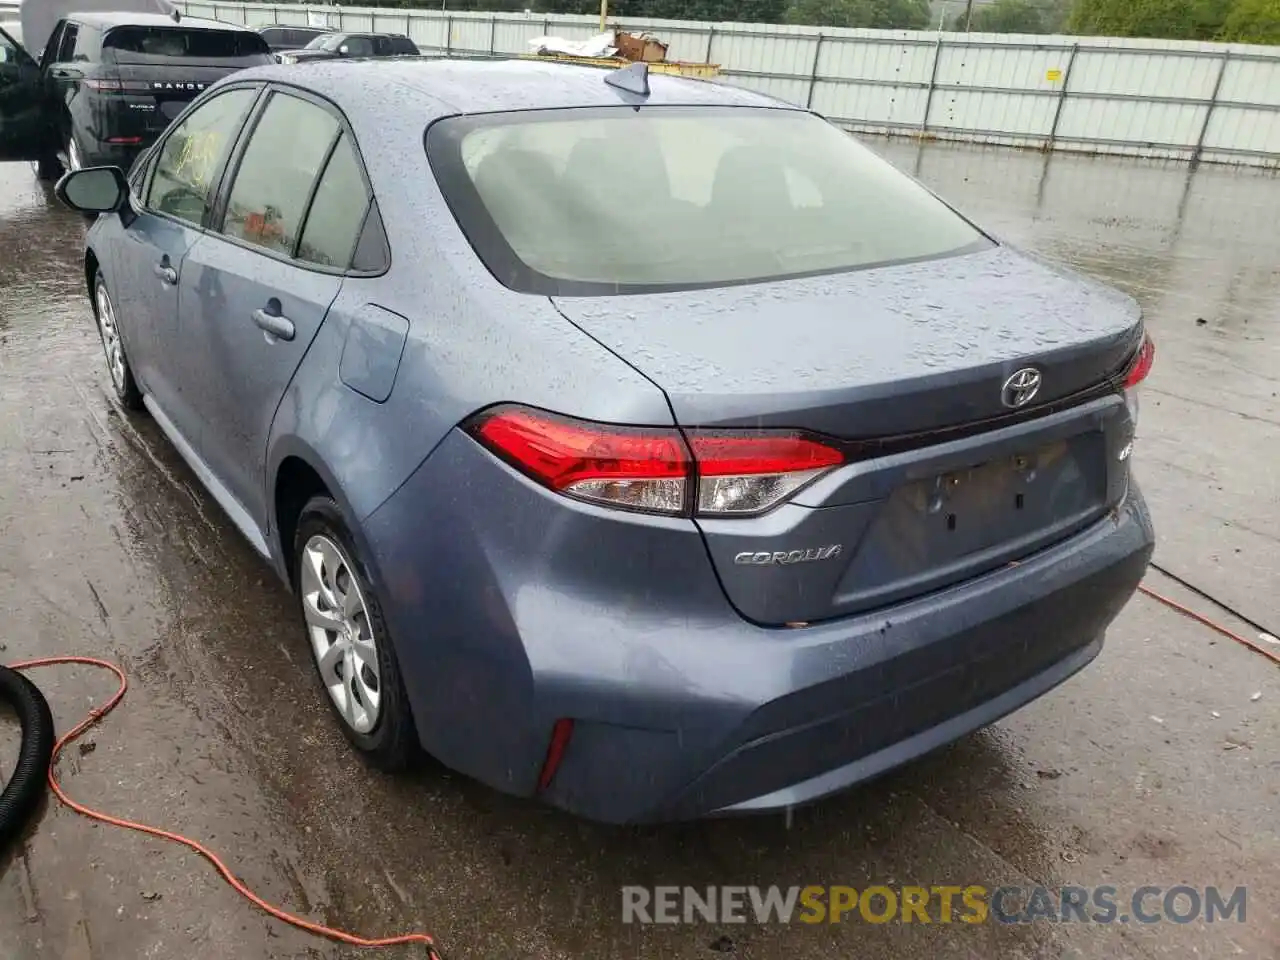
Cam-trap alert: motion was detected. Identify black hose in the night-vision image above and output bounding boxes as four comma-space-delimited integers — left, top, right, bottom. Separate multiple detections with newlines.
0, 664, 56, 853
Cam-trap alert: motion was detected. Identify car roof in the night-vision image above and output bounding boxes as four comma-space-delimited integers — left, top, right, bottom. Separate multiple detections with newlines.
329, 31, 414, 38
237, 57, 794, 117
71, 12, 249, 31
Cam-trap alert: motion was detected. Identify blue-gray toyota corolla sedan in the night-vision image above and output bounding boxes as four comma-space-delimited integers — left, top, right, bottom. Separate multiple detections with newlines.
46, 58, 1155, 823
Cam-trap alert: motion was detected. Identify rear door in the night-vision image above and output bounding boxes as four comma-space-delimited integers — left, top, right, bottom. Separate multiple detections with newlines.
0, 26, 54, 161
178, 87, 371, 529
111, 84, 261, 437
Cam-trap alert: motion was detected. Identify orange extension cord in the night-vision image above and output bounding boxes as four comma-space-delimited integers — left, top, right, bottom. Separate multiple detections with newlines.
6, 587, 1275, 957
1136, 585, 1280, 666
7, 656, 442, 959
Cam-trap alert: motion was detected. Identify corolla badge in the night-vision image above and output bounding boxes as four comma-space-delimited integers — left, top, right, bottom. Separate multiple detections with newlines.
734, 545, 843, 566
1001, 367, 1043, 409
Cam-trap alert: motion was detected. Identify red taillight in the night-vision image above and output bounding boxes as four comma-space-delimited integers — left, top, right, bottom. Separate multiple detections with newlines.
1123, 334, 1155, 389
471, 406, 688, 514
536, 718, 575, 792
467, 405, 844, 517
106, 136, 143, 145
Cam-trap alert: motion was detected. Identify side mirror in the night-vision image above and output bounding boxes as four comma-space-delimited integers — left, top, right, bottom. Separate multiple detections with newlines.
338, 44, 350, 56
55, 166, 129, 215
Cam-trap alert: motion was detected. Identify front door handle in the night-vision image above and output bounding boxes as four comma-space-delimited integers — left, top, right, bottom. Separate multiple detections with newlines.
253, 306, 295, 342
153, 262, 177, 284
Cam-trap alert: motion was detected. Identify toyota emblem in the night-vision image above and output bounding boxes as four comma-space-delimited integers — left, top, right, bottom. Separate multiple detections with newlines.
1001, 368, 1042, 409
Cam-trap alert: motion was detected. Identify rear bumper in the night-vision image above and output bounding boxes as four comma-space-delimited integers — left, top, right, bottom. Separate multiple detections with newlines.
73, 132, 145, 171
362, 430, 1154, 824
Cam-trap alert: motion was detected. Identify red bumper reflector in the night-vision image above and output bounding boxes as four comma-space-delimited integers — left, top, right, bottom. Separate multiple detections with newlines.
536, 718, 575, 792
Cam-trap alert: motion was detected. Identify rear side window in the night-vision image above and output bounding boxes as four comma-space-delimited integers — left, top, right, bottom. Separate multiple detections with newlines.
148, 87, 258, 226
351, 203, 390, 273
103, 26, 271, 61
298, 134, 370, 268
221, 92, 339, 257
390, 36, 419, 55
427, 107, 992, 296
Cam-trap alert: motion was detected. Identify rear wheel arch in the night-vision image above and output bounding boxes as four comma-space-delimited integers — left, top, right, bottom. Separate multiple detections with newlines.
274, 455, 333, 591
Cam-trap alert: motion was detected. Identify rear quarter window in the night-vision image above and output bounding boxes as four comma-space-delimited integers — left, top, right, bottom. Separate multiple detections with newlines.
103, 26, 271, 62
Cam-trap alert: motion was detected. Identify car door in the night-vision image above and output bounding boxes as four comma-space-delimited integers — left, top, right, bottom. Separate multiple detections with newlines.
179, 86, 369, 531
41, 20, 79, 145
0, 26, 55, 161
111, 84, 261, 440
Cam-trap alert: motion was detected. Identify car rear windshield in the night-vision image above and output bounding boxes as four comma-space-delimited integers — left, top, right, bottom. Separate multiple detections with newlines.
103, 26, 271, 62
426, 106, 992, 296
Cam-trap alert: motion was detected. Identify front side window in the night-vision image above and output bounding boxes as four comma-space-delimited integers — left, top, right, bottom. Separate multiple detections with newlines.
220, 92, 339, 257
0, 28, 34, 67
427, 107, 992, 296
147, 87, 258, 226
55, 23, 79, 62
307, 34, 343, 52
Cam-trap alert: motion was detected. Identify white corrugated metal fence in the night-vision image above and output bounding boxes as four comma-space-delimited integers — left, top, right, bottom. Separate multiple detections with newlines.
9, 0, 1278, 167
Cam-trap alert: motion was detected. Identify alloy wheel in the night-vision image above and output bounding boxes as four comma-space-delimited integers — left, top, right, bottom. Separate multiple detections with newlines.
94, 283, 127, 392
300, 534, 381, 734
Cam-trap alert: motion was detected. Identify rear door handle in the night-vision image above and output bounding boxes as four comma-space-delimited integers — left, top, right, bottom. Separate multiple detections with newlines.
153, 262, 177, 284
253, 307, 295, 342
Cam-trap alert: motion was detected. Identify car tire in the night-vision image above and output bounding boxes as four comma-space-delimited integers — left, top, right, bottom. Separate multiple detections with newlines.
294, 496, 416, 771
35, 152, 63, 182
91, 272, 144, 410
66, 132, 83, 173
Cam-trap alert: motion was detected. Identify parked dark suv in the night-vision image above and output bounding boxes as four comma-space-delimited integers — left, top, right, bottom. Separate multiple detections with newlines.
278, 32, 419, 64
0, 12, 273, 178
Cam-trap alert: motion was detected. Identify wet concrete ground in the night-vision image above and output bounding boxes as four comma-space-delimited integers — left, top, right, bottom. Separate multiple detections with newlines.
0, 143, 1277, 960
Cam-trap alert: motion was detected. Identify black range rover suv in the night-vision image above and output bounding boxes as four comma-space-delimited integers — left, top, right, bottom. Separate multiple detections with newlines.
0, 11, 273, 178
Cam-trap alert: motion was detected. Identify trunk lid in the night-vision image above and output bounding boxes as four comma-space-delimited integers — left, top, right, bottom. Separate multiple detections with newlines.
551, 244, 1143, 625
